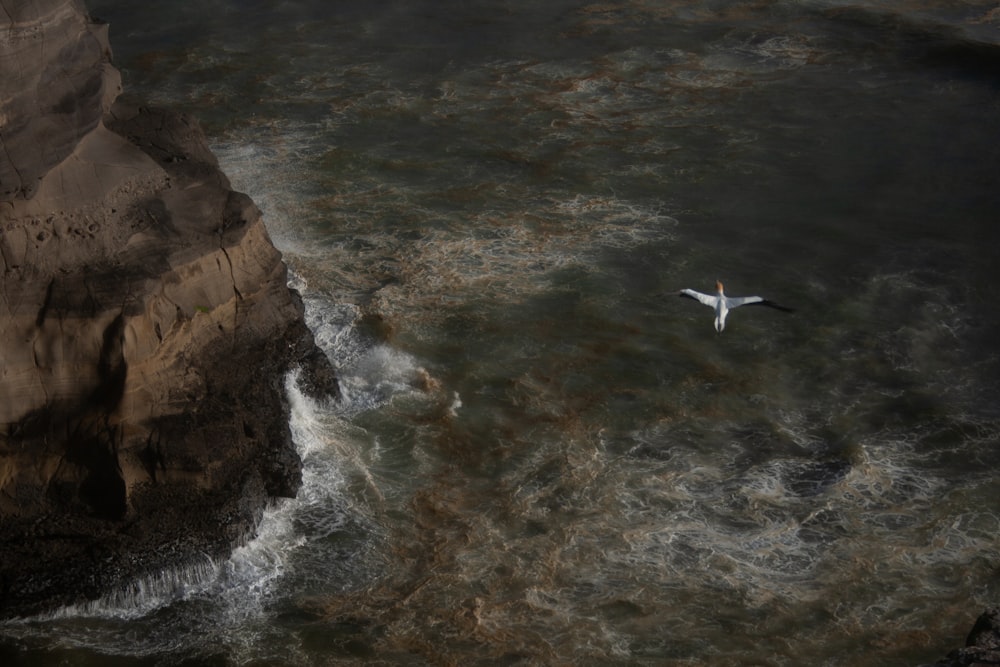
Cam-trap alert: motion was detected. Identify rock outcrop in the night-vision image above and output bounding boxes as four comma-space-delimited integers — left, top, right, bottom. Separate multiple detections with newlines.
0, 0, 336, 617
926, 607, 1000, 667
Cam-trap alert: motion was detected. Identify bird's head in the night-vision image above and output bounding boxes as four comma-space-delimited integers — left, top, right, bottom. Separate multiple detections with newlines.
715, 280, 724, 294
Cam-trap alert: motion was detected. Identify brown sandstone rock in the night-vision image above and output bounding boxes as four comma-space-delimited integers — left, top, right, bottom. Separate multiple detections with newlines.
0, 0, 121, 202
0, 0, 336, 616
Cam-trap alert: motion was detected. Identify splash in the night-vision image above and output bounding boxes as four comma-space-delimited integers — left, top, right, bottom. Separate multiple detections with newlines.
38, 555, 225, 622
0, 367, 372, 663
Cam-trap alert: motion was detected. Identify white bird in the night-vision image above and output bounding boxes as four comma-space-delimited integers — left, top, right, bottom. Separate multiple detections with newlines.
678, 280, 793, 332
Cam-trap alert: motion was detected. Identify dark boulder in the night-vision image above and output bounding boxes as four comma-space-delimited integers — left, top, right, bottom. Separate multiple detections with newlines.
924, 607, 1000, 667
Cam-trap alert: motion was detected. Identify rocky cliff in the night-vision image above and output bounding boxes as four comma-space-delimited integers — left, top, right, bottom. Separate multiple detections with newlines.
0, 0, 336, 617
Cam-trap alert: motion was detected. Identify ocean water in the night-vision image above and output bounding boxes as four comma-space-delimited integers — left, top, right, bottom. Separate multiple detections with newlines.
3, 1, 1000, 664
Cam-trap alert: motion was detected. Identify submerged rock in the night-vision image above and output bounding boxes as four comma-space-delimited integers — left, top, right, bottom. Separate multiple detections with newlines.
0, 0, 336, 617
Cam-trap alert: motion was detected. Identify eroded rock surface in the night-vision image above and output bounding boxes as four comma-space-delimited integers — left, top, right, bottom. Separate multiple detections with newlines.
0, 0, 336, 616
0, 0, 120, 201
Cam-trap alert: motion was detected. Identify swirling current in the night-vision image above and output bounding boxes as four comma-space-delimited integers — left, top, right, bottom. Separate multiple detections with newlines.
3, 1, 1000, 665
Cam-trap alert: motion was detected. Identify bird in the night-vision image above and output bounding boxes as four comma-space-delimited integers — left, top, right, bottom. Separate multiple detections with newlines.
678, 280, 793, 333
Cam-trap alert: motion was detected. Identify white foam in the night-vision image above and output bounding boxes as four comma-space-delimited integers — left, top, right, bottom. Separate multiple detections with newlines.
306, 305, 427, 418
448, 391, 463, 417
16, 368, 352, 628
41, 555, 224, 622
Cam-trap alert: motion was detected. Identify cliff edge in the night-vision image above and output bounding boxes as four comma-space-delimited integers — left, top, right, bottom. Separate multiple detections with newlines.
0, 0, 336, 617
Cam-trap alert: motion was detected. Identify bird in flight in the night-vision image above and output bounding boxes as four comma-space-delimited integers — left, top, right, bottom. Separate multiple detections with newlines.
678, 280, 793, 332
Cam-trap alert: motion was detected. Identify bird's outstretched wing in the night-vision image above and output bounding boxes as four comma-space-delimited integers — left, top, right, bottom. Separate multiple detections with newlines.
727, 296, 794, 312
677, 289, 719, 307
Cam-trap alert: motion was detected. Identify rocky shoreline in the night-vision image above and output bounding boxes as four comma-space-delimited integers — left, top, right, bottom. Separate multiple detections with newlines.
1, 2, 994, 664
0, 0, 335, 617
925, 607, 1000, 667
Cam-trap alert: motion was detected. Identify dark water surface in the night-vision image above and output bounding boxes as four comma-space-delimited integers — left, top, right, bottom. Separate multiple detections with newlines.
4, 1, 1000, 664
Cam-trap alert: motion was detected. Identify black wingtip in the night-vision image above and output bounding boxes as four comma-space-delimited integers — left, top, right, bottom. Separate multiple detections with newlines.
760, 299, 795, 312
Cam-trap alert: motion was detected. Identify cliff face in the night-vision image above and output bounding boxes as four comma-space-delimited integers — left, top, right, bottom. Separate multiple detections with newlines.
0, 0, 119, 201
0, 0, 336, 616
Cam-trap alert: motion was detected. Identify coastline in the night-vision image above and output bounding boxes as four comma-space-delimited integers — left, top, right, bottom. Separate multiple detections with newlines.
0, 0, 336, 617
